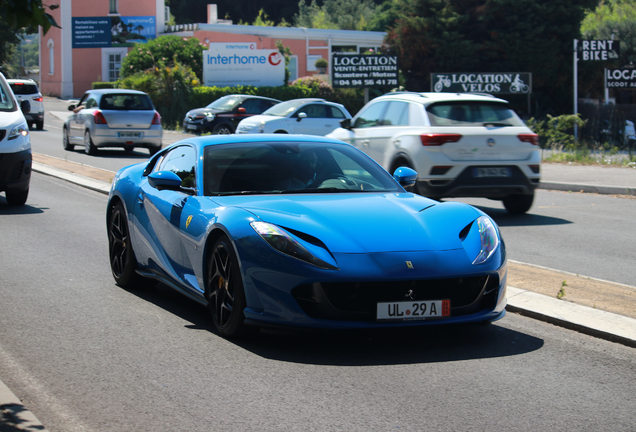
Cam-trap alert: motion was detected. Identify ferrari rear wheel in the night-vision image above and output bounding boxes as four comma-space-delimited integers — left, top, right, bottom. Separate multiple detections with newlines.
108, 201, 142, 287
206, 235, 247, 338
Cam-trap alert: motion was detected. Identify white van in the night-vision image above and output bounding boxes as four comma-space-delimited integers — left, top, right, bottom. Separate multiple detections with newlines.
0, 72, 32, 205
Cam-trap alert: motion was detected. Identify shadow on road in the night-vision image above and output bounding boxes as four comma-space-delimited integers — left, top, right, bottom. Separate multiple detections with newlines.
0, 199, 46, 214
124, 281, 544, 367
463, 204, 572, 227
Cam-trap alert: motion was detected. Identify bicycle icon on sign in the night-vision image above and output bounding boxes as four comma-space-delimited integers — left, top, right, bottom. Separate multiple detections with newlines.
434, 75, 451, 92
509, 74, 529, 93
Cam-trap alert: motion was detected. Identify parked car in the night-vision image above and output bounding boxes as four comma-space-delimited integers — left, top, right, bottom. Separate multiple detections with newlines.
7, 78, 44, 130
183, 94, 280, 135
236, 98, 351, 136
0, 72, 32, 205
327, 92, 540, 214
63, 89, 162, 155
107, 134, 506, 337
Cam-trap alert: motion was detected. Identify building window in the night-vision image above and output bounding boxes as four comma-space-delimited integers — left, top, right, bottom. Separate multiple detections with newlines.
109, 0, 118, 15
307, 55, 321, 72
108, 53, 122, 81
332, 45, 357, 53
47, 39, 54, 75
289, 56, 298, 82
102, 48, 127, 82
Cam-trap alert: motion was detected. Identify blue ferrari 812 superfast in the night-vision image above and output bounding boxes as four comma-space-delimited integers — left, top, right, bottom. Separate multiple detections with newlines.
107, 134, 507, 337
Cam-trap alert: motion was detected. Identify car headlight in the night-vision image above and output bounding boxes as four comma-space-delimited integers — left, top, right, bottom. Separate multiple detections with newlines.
258, 121, 266, 133
472, 216, 500, 265
251, 221, 338, 269
205, 113, 215, 121
8, 122, 29, 140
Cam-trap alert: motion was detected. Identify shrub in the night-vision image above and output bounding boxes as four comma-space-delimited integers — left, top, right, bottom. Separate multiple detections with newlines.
92, 82, 115, 89
314, 57, 328, 68
120, 35, 206, 80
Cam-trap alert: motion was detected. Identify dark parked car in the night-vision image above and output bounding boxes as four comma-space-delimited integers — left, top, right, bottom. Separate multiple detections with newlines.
183, 94, 280, 135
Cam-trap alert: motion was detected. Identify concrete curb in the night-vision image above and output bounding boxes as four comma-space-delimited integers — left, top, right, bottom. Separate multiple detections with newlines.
539, 181, 636, 196
507, 287, 636, 348
32, 161, 111, 195
0, 380, 49, 432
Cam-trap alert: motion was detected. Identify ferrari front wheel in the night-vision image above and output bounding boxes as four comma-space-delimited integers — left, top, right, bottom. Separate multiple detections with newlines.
206, 235, 247, 338
108, 201, 142, 287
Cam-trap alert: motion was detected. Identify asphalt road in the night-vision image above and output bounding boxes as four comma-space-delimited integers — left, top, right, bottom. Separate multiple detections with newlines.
1, 174, 635, 431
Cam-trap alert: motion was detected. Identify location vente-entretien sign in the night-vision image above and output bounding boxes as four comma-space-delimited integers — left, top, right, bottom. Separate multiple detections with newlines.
331, 54, 398, 88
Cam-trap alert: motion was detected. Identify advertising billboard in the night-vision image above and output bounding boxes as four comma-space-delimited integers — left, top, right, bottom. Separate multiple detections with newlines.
203, 43, 285, 87
72, 16, 156, 48
331, 54, 398, 88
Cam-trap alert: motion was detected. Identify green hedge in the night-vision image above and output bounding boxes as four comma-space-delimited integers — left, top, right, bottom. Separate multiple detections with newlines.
92, 82, 116, 89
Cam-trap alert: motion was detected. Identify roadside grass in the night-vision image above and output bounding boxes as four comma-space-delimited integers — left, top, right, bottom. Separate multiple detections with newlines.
542, 148, 636, 167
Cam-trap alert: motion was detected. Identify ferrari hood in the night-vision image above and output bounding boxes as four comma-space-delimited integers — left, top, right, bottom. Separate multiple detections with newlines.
211, 193, 481, 253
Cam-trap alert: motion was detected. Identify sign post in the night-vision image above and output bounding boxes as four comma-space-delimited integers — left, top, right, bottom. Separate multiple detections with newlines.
573, 39, 620, 139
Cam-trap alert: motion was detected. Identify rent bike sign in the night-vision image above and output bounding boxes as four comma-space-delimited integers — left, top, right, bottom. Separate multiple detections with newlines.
430, 72, 532, 94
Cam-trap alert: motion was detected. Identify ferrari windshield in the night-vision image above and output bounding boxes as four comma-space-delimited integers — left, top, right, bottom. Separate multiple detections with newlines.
203, 141, 403, 196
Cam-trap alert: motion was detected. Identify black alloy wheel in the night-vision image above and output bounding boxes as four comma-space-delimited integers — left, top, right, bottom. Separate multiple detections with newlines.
206, 235, 247, 337
108, 201, 142, 287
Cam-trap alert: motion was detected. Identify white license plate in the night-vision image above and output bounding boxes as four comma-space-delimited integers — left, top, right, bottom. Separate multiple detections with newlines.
187, 124, 198, 130
118, 131, 142, 138
377, 300, 450, 321
473, 167, 511, 178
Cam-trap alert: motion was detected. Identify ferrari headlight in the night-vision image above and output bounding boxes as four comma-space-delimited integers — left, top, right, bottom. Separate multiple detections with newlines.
251, 221, 337, 269
472, 216, 500, 265
8, 122, 29, 140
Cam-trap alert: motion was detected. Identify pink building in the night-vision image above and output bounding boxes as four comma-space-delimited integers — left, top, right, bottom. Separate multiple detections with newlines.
40, 2, 385, 98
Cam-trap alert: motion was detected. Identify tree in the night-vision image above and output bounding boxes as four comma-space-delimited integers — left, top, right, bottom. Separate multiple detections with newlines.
120, 35, 206, 80
384, 0, 598, 115
0, 0, 60, 35
294, 0, 380, 30
276, 40, 293, 84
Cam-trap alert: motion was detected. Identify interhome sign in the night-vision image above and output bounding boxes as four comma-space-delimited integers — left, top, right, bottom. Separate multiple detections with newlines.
430, 73, 532, 94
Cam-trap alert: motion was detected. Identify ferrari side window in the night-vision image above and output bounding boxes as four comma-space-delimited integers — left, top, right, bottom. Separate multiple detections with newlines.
158, 146, 197, 190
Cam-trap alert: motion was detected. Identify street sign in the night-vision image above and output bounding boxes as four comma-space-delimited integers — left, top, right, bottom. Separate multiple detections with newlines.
331, 54, 398, 89
579, 40, 620, 61
605, 68, 636, 89
430, 72, 532, 94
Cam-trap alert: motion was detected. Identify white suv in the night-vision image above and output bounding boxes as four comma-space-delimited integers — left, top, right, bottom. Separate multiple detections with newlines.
327, 92, 540, 214
7, 79, 44, 130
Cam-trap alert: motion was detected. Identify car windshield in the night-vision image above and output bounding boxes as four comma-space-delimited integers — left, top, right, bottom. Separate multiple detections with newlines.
427, 102, 525, 126
261, 100, 309, 117
203, 141, 403, 196
9, 83, 39, 95
0, 79, 17, 112
99, 94, 153, 110
206, 96, 243, 110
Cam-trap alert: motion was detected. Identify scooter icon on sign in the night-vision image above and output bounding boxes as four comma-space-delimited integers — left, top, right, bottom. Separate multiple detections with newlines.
434, 75, 451, 92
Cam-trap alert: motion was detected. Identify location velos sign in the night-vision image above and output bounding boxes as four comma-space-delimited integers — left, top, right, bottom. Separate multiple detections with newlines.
430, 72, 532, 94
331, 54, 398, 89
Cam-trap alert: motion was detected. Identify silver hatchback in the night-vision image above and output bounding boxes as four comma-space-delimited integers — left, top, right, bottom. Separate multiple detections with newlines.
63, 89, 162, 155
